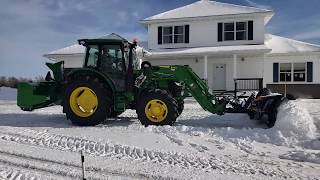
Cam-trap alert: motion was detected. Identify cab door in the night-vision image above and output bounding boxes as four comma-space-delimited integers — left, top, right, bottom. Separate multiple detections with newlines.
99, 44, 126, 90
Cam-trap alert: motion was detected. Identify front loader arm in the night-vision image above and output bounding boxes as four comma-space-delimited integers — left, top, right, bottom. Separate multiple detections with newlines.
151, 66, 226, 115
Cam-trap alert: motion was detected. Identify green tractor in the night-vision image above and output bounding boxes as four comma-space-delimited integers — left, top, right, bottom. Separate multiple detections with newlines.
17, 35, 285, 127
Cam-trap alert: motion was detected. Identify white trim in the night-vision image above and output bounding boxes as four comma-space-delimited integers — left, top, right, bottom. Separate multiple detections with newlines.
204, 55, 208, 79
233, 54, 237, 79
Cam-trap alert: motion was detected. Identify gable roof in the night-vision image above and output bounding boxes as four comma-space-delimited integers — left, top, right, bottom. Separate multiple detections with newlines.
265, 34, 320, 54
143, 0, 273, 23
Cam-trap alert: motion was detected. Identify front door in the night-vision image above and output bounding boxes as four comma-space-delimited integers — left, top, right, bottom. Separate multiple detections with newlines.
212, 64, 226, 90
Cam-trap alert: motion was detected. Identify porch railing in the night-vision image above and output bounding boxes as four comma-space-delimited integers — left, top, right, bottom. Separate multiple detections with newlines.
234, 78, 263, 98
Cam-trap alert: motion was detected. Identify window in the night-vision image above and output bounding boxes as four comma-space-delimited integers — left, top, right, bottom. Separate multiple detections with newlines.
280, 63, 292, 82
100, 45, 123, 72
86, 45, 98, 67
236, 22, 247, 40
163, 26, 173, 44
224, 23, 234, 41
293, 63, 306, 82
279, 63, 306, 82
222, 21, 248, 41
162, 26, 185, 44
174, 26, 184, 43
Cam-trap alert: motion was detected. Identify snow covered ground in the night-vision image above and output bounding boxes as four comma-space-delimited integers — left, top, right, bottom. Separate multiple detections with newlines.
0, 87, 319, 179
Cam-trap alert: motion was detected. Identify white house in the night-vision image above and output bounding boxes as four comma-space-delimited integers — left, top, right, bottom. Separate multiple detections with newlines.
141, 0, 320, 98
45, 0, 320, 98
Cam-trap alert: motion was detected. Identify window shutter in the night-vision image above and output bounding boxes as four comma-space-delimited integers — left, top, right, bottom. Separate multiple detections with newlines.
307, 62, 313, 82
185, 25, 189, 43
248, 21, 253, 40
273, 63, 279, 82
158, 26, 162, 45
218, 23, 223, 42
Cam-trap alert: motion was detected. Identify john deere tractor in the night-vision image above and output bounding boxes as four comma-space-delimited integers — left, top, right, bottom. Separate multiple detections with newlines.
17, 36, 285, 127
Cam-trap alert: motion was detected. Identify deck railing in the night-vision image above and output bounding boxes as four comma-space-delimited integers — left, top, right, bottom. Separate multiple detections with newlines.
234, 78, 263, 98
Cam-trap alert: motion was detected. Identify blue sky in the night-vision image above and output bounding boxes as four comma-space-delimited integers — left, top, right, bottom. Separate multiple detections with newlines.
0, 0, 319, 78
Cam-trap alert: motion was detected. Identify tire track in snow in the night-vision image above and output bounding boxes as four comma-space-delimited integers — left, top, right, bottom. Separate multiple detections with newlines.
0, 167, 39, 180
0, 149, 159, 180
0, 130, 310, 179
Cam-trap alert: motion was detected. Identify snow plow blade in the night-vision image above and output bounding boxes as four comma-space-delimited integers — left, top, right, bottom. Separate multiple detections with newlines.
249, 90, 288, 128
224, 88, 287, 128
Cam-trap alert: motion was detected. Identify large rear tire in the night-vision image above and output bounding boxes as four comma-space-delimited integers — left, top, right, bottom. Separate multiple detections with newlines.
64, 79, 110, 126
137, 89, 178, 126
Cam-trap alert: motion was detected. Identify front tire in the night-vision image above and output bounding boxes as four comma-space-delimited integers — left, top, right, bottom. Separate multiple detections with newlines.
64, 79, 110, 126
137, 89, 178, 126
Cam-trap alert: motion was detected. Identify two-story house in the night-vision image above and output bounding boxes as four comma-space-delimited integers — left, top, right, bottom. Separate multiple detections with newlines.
141, 0, 320, 98
45, 0, 320, 98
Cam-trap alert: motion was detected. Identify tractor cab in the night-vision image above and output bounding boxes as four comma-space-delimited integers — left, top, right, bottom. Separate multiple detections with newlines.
78, 38, 139, 91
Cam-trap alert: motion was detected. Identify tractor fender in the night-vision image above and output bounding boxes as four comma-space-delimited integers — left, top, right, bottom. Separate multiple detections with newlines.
66, 68, 116, 93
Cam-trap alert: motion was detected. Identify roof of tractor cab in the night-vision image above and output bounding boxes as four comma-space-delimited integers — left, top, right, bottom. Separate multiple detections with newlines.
78, 33, 128, 45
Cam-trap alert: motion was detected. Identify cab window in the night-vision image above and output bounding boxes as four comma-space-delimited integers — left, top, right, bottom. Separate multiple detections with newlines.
86, 45, 98, 67
100, 45, 124, 72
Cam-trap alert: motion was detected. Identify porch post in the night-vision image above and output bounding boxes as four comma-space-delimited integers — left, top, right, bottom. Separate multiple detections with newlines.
233, 54, 237, 79
204, 55, 208, 81
262, 53, 266, 88
233, 54, 237, 97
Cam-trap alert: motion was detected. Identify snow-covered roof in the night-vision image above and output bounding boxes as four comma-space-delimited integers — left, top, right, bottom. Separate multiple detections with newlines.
44, 33, 149, 60
143, 0, 273, 23
265, 34, 320, 54
44, 33, 126, 57
148, 45, 271, 58
44, 44, 85, 57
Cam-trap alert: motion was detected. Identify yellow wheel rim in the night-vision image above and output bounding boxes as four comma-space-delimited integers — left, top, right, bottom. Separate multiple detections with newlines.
69, 87, 98, 117
145, 99, 168, 123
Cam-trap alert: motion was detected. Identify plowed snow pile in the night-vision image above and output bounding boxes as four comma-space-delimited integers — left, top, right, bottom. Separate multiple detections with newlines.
275, 101, 317, 142
156, 100, 320, 150
213, 100, 319, 148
